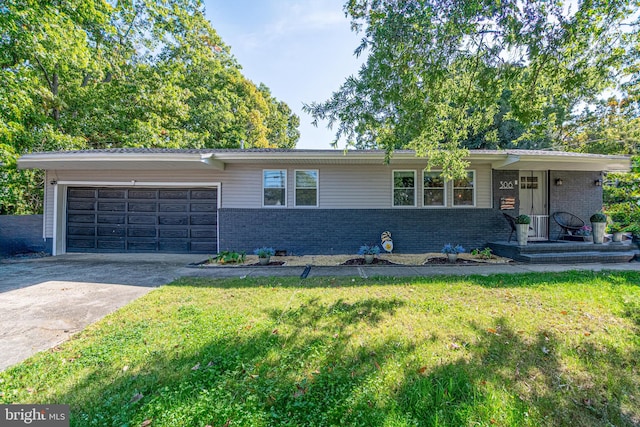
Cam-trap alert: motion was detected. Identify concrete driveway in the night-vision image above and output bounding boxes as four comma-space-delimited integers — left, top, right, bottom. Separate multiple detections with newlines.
0, 253, 205, 371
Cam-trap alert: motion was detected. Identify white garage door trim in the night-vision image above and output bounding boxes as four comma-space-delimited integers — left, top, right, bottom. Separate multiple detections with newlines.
52, 181, 221, 255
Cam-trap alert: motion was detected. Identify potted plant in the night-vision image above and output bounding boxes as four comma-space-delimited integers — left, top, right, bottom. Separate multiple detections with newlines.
590, 213, 607, 244
608, 222, 624, 242
254, 247, 275, 265
515, 215, 531, 246
441, 244, 465, 263
358, 244, 380, 264
575, 225, 593, 242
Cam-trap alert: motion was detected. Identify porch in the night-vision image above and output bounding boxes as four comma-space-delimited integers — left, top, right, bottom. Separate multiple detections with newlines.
489, 240, 639, 264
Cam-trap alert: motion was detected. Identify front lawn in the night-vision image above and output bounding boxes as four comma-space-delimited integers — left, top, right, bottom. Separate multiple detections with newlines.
1, 271, 639, 426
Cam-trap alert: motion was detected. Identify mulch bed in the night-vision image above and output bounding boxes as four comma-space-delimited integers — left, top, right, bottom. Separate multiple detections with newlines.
423, 257, 480, 265
246, 261, 286, 266
340, 258, 401, 266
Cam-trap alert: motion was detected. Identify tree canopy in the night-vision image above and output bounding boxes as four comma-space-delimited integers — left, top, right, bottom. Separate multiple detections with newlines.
305, 0, 640, 179
0, 0, 300, 214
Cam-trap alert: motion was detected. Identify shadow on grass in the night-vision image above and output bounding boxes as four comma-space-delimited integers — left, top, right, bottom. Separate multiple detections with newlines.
171, 270, 640, 290
9, 272, 639, 426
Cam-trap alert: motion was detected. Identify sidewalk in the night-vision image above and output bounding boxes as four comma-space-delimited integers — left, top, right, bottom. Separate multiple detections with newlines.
184, 259, 640, 279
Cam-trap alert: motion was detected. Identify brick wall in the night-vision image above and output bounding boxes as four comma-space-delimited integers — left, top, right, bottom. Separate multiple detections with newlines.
549, 171, 603, 239
0, 215, 51, 257
219, 208, 509, 255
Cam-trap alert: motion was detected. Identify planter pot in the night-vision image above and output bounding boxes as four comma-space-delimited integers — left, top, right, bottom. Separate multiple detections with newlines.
364, 254, 375, 264
592, 222, 606, 244
612, 232, 623, 242
259, 256, 271, 265
447, 254, 458, 263
516, 223, 529, 246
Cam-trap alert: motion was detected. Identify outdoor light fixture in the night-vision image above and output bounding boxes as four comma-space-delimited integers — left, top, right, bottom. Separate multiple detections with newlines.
49, 180, 57, 185
555, 178, 563, 186
595, 178, 603, 187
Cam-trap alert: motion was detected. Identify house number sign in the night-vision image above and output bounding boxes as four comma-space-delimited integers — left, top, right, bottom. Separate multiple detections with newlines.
499, 181, 515, 190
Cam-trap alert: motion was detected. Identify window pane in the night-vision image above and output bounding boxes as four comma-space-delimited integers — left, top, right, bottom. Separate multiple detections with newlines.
264, 170, 285, 188
424, 189, 444, 206
264, 188, 285, 206
454, 189, 474, 205
394, 171, 415, 188
394, 189, 414, 206
296, 189, 317, 206
424, 172, 444, 188
296, 170, 317, 188
454, 173, 473, 188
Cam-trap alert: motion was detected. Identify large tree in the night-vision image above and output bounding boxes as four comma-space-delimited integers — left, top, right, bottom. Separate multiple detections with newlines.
0, 0, 299, 214
305, 0, 639, 179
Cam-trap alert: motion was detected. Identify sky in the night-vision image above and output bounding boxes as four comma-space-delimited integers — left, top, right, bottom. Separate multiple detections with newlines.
202, 0, 365, 149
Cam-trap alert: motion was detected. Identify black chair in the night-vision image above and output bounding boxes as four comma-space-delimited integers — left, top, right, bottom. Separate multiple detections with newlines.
551, 211, 585, 240
503, 213, 517, 242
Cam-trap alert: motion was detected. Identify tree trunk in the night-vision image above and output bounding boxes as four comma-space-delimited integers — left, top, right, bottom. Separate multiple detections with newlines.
52, 72, 60, 122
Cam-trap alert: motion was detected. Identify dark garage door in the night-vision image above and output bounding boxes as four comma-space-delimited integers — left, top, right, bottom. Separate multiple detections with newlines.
66, 187, 217, 253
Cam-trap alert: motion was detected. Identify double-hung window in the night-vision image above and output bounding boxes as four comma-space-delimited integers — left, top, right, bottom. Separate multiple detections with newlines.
263, 170, 286, 206
453, 170, 475, 206
423, 171, 445, 207
393, 171, 416, 207
295, 170, 318, 207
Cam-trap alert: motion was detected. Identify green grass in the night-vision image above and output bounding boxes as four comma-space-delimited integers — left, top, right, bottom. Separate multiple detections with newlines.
2, 271, 640, 426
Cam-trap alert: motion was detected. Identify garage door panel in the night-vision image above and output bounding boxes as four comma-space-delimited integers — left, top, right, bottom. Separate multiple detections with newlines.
129, 202, 156, 212
68, 238, 96, 249
98, 189, 126, 198
191, 242, 216, 252
127, 241, 157, 251
68, 214, 95, 223
128, 228, 157, 237
159, 229, 188, 238
69, 189, 96, 198
191, 214, 216, 225
128, 215, 157, 225
98, 202, 126, 211
159, 241, 189, 251
68, 201, 95, 210
159, 190, 188, 199
159, 203, 188, 212
68, 226, 95, 236
191, 190, 217, 199
191, 203, 215, 212
158, 215, 188, 225
97, 226, 125, 237
129, 190, 156, 199
67, 187, 217, 254
191, 229, 216, 238
98, 215, 125, 224
97, 240, 126, 250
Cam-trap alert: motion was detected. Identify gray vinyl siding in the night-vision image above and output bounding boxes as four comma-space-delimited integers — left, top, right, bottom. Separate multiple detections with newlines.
42, 162, 494, 239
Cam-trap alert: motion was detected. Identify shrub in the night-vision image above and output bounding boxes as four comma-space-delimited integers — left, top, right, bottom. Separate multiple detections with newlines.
254, 247, 275, 258
358, 244, 380, 255
441, 244, 465, 254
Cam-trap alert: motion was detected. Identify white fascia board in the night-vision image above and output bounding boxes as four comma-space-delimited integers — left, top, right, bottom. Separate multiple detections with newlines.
18, 152, 225, 170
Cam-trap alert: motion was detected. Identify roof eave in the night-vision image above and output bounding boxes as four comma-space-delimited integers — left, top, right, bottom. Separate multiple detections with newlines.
18, 152, 225, 171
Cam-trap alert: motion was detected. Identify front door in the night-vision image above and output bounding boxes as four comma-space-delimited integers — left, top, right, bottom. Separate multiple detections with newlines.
519, 171, 549, 241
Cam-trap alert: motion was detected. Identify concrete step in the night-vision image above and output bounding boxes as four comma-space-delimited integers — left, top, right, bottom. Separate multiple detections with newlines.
517, 250, 638, 264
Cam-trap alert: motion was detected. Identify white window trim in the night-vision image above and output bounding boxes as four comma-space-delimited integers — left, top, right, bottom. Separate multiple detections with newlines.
262, 169, 287, 208
392, 170, 417, 207
422, 170, 447, 208
294, 169, 319, 208
452, 170, 476, 208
